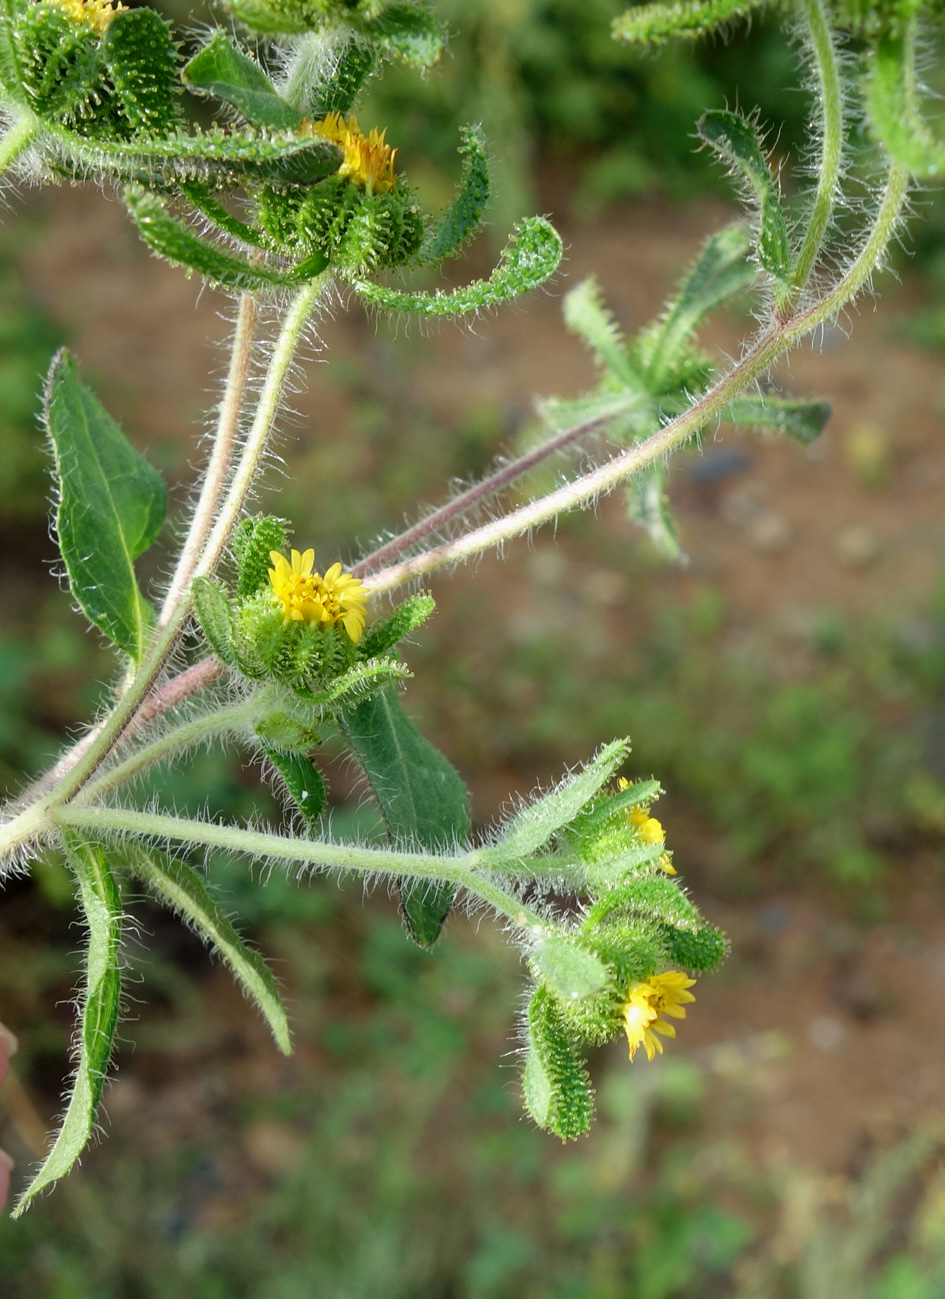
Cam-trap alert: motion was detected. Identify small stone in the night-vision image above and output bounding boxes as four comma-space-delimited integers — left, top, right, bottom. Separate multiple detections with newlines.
843, 422, 890, 489
807, 1015, 846, 1053
720, 488, 767, 528
746, 511, 792, 554
835, 524, 882, 568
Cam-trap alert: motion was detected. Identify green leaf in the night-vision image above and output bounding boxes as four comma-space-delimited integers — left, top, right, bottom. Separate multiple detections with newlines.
340, 688, 470, 946
562, 277, 639, 387
262, 745, 327, 827
627, 463, 684, 561
53, 123, 341, 187
866, 25, 945, 180
359, 2, 445, 67
356, 592, 436, 660
232, 515, 290, 598
0, 0, 26, 101
297, 656, 411, 707
530, 935, 610, 1002
14, 837, 122, 1216
640, 224, 755, 385
125, 188, 327, 291
697, 111, 792, 283
725, 392, 830, 444
102, 8, 181, 137
45, 350, 166, 660
352, 217, 562, 317
537, 390, 654, 444
490, 740, 630, 859
192, 576, 237, 665
419, 125, 490, 264
523, 986, 593, 1140
183, 33, 303, 131
307, 39, 379, 118
613, 0, 766, 44
178, 181, 268, 249
122, 845, 292, 1054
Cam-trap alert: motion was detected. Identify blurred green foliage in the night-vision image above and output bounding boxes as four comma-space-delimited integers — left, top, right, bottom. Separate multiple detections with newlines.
362, 2, 803, 225
2, 885, 945, 1295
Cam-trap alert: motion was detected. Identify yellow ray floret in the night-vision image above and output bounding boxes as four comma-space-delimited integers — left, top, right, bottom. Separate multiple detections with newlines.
49, 0, 125, 32
618, 778, 676, 874
621, 971, 696, 1062
304, 112, 397, 194
268, 549, 368, 642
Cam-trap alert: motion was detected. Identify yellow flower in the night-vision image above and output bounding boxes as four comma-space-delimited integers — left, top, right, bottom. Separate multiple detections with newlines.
304, 112, 397, 194
317, 561, 369, 642
268, 549, 368, 642
49, 0, 125, 33
621, 971, 696, 1062
618, 778, 676, 874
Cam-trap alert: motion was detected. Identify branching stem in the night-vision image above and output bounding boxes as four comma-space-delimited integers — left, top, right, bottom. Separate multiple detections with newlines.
362, 163, 909, 598
159, 292, 258, 625
352, 394, 646, 577
53, 805, 552, 931
784, 0, 845, 303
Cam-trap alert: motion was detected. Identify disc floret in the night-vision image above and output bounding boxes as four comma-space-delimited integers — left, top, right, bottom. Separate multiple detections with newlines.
268, 548, 368, 642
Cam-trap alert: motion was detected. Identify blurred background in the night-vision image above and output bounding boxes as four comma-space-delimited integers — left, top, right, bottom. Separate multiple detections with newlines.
3, 4, 945, 1294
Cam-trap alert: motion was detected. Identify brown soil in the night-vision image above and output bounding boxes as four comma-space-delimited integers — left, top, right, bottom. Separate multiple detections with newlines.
8, 180, 945, 1192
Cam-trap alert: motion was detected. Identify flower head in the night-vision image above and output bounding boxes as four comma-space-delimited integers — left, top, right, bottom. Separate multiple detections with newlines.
618, 778, 676, 874
305, 112, 397, 194
268, 549, 368, 642
49, 0, 125, 33
621, 971, 696, 1062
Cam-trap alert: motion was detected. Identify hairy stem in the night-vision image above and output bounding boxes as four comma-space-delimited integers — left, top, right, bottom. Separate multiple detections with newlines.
198, 277, 326, 580
53, 805, 552, 929
74, 698, 263, 805
7, 279, 326, 826
362, 164, 909, 597
784, 0, 845, 302
159, 292, 258, 625
0, 110, 38, 176
352, 394, 645, 577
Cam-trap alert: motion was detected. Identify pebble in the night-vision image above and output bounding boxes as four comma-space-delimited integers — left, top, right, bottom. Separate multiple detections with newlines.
835, 524, 883, 568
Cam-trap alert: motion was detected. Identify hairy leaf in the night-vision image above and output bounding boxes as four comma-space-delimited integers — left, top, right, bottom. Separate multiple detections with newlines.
125, 188, 327, 290
356, 592, 436, 660
183, 33, 303, 131
613, 0, 766, 43
627, 463, 684, 561
307, 39, 379, 118
45, 350, 166, 660
726, 392, 830, 444
123, 845, 292, 1053
340, 688, 470, 946
53, 123, 341, 187
562, 277, 638, 387
102, 8, 181, 136
640, 223, 755, 385
866, 25, 945, 180
523, 986, 593, 1140
419, 125, 490, 263
697, 111, 792, 282
178, 181, 268, 249
353, 217, 562, 316
263, 745, 327, 827
530, 935, 610, 1002
14, 837, 122, 1215
359, 2, 445, 66
490, 740, 630, 859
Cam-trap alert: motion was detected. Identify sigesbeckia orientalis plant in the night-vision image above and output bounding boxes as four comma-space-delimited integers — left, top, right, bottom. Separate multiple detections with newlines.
0, 0, 938, 1215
